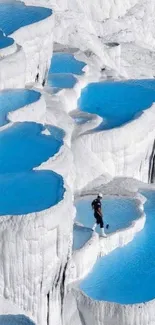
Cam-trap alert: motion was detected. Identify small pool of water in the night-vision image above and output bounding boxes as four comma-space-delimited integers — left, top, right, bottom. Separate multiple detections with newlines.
78, 79, 155, 129
0, 122, 63, 173
80, 191, 155, 304
75, 197, 140, 235
0, 170, 64, 215
47, 53, 86, 89
0, 89, 41, 127
74, 116, 91, 124
0, 2, 52, 36
0, 315, 35, 325
49, 53, 86, 75
73, 224, 92, 250
48, 73, 77, 89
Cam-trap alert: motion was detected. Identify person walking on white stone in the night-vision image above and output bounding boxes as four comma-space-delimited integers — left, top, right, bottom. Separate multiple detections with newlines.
91, 193, 107, 237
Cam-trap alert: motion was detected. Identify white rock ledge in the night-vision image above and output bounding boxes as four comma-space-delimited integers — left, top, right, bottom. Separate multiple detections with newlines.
99, 205, 145, 257
72, 287, 155, 325
11, 13, 54, 85
0, 296, 35, 324
8, 92, 46, 125
67, 232, 99, 284
0, 40, 17, 58
0, 45, 26, 90
0, 181, 75, 325
74, 103, 155, 189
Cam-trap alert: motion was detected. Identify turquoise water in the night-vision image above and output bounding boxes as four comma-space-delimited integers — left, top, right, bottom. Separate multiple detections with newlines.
0, 35, 14, 49
0, 2, 52, 36
0, 122, 63, 173
0, 121, 64, 215
0, 89, 40, 126
49, 53, 86, 75
48, 53, 86, 89
73, 224, 92, 250
45, 125, 65, 142
75, 198, 141, 235
0, 315, 35, 324
80, 191, 155, 304
78, 79, 155, 129
0, 170, 64, 215
48, 73, 77, 89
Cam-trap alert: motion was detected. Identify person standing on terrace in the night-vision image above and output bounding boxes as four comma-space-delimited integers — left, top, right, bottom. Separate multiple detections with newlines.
91, 193, 107, 237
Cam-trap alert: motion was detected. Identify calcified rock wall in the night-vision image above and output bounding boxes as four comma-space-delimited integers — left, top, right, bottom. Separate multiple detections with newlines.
0, 5, 54, 90
0, 189, 75, 325
1, 1, 155, 325
73, 105, 155, 190
0, 44, 26, 90
0, 3, 75, 325
70, 288, 155, 325
22, 0, 155, 77
10, 14, 54, 85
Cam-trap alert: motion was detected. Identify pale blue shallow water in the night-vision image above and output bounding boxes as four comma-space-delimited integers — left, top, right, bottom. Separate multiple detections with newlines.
74, 116, 91, 124
0, 122, 63, 173
73, 224, 92, 250
0, 315, 35, 325
78, 79, 155, 129
80, 191, 155, 304
0, 89, 41, 126
0, 2, 52, 36
0, 170, 64, 215
46, 125, 65, 142
75, 198, 140, 235
48, 73, 77, 89
48, 53, 86, 89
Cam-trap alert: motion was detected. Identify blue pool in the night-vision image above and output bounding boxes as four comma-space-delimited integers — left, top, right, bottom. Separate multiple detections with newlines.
0, 2, 52, 36
46, 125, 65, 142
73, 224, 92, 250
48, 53, 86, 89
49, 53, 86, 75
0, 34, 14, 49
0, 122, 63, 173
75, 197, 141, 235
0, 89, 41, 127
78, 79, 155, 129
48, 73, 77, 89
80, 191, 155, 304
0, 170, 64, 215
0, 315, 35, 325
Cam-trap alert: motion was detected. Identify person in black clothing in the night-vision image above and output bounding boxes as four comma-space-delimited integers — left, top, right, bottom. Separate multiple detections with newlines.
91, 193, 107, 237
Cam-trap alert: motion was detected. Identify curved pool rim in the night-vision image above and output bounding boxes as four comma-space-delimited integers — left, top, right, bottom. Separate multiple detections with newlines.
0, 2, 52, 36
78, 79, 155, 130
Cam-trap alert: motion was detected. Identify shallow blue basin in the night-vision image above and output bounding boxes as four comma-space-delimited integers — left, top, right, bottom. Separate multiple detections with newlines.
78, 79, 155, 129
